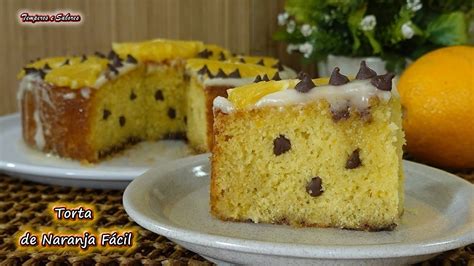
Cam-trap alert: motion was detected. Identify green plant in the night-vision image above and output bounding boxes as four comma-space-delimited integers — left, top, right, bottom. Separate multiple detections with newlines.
274, 0, 472, 72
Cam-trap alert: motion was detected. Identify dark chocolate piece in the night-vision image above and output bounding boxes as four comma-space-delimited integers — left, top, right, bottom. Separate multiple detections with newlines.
111, 55, 123, 68
94, 51, 106, 58
126, 54, 138, 64
206, 68, 215, 78
272, 61, 284, 71
228, 69, 241, 78
80, 54, 87, 62
43, 63, 51, 71
355, 61, 377, 80
215, 69, 227, 78
329, 67, 350, 86
154, 90, 164, 101
197, 65, 209, 75
168, 108, 176, 119
306, 177, 323, 197
256, 59, 265, 66
23, 68, 46, 79
272, 72, 281, 81
62, 59, 70, 66
219, 52, 226, 61
262, 74, 270, 81
297, 71, 307, 80
119, 116, 126, 127
331, 107, 350, 121
273, 135, 291, 156
345, 148, 362, 169
107, 64, 119, 75
254, 75, 262, 83
130, 91, 137, 100
38, 69, 46, 79
239, 58, 246, 63
108, 50, 120, 61
103, 109, 111, 120
370, 73, 395, 91
197, 49, 212, 58
295, 72, 315, 93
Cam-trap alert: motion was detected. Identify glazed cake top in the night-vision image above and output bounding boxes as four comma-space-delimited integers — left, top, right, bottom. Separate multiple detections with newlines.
113, 39, 204, 62
196, 44, 233, 61
214, 62, 396, 113
186, 58, 278, 80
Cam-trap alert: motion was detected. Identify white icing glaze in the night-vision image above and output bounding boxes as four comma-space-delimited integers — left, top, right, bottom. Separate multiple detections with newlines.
203, 77, 255, 87
33, 110, 45, 149
94, 62, 138, 88
213, 96, 235, 113
80, 88, 91, 99
63, 92, 76, 99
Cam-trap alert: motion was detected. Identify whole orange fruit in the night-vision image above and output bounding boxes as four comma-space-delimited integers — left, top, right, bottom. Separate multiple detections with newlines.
398, 46, 474, 169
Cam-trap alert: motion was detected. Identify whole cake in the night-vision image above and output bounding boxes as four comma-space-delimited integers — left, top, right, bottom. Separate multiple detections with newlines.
210, 62, 405, 231
18, 39, 295, 162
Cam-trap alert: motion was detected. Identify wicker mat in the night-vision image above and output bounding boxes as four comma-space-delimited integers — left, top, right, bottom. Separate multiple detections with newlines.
0, 169, 472, 265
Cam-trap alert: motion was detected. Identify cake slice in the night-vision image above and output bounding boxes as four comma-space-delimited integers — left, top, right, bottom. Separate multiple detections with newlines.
185, 58, 281, 152
211, 62, 405, 231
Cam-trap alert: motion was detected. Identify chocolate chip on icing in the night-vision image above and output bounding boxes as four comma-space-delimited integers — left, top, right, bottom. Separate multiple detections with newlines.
103, 109, 111, 120
80, 54, 87, 62
219, 52, 226, 61
272, 61, 284, 71
239, 58, 246, 63
168, 108, 176, 119
228, 69, 241, 78
62, 59, 70, 66
108, 50, 120, 61
197, 49, 212, 58
111, 55, 123, 68
119, 116, 126, 127
215, 68, 227, 78
331, 107, 350, 121
295, 72, 316, 93
154, 90, 164, 101
254, 75, 262, 83
306, 177, 323, 197
329, 67, 350, 85
24, 68, 46, 79
355, 61, 377, 80
262, 74, 270, 81
346, 148, 362, 169
272, 72, 281, 81
130, 91, 137, 100
107, 64, 119, 75
273, 135, 291, 156
256, 59, 265, 66
126, 54, 138, 64
297, 71, 307, 80
43, 63, 51, 70
94, 51, 106, 58
206, 68, 215, 78
197, 65, 209, 75
370, 73, 395, 91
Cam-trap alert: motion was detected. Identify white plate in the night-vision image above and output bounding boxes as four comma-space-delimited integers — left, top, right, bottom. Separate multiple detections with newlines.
123, 154, 474, 266
0, 113, 195, 189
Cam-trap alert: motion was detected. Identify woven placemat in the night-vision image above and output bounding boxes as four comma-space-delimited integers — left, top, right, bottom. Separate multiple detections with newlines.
0, 168, 472, 265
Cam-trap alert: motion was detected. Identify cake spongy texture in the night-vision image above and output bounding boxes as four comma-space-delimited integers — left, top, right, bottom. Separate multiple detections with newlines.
211, 99, 404, 231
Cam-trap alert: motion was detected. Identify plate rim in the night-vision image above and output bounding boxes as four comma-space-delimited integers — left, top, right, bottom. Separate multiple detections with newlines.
123, 154, 474, 259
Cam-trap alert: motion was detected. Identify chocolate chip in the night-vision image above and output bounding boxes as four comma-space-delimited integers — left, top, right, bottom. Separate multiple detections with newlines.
295, 72, 315, 93
215, 69, 227, 78
126, 54, 138, 64
107, 64, 119, 75
130, 91, 137, 100
80, 54, 87, 62
119, 116, 126, 127
38, 69, 46, 79
262, 74, 270, 81
219, 52, 226, 61
62, 59, 70, 66
254, 75, 262, 83
331, 107, 350, 121
370, 73, 395, 91
355, 61, 377, 80
345, 148, 362, 169
273, 135, 291, 156
24, 67, 38, 75
197, 49, 212, 58
228, 69, 241, 78
272, 72, 281, 81
108, 50, 120, 61
168, 108, 176, 119
111, 56, 123, 68
103, 109, 111, 120
239, 58, 246, 63
297, 71, 307, 79
306, 177, 323, 197
43, 64, 51, 70
154, 90, 164, 101
329, 67, 350, 85
256, 59, 265, 66
206, 68, 215, 78
272, 61, 284, 71
94, 51, 106, 58
197, 65, 209, 76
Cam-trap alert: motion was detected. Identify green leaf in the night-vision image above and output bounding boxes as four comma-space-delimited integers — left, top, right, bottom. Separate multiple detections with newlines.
363, 30, 382, 54
426, 12, 468, 45
347, 6, 366, 53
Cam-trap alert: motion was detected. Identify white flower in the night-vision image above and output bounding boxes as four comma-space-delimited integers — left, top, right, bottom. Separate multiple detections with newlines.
401, 22, 415, 39
286, 20, 296, 33
277, 12, 289, 26
300, 24, 313, 37
286, 43, 299, 54
299, 42, 313, 58
360, 15, 377, 31
407, 0, 422, 12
